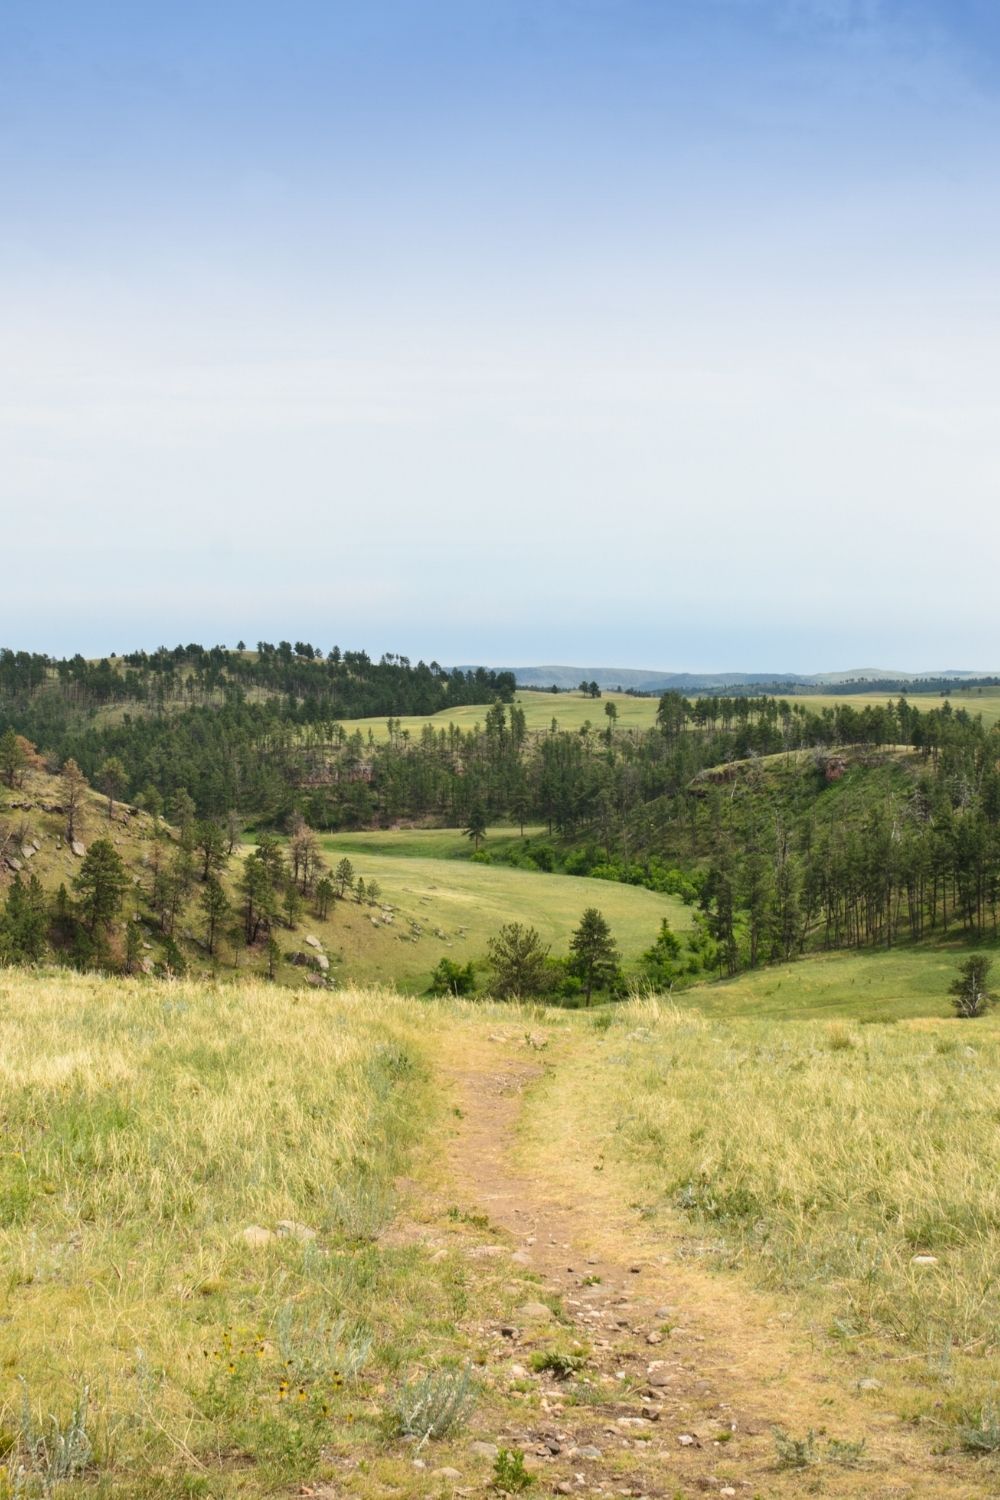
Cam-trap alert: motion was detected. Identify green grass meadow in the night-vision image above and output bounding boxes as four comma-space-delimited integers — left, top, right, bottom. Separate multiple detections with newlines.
328, 687, 1000, 743
315, 829, 692, 991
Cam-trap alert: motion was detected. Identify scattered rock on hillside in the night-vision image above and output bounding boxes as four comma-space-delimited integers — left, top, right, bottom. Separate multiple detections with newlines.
911, 1253, 938, 1266
242, 1224, 276, 1248
517, 1300, 554, 1322
304, 935, 321, 948
468, 1441, 498, 1459
315, 954, 329, 971
276, 1219, 317, 1242
71, 841, 86, 857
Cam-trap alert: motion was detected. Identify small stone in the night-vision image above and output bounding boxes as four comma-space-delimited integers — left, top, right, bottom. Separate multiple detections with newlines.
517, 1301, 554, 1321
569, 1444, 602, 1460
467, 1244, 506, 1259
645, 1362, 672, 1388
469, 1440, 498, 1458
71, 841, 86, 857
509, 1363, 528, 1378
721, 1489, 737, 1497
629, 1264, 642, 1274
304, 935, 321, 948
242, 1224, 275, 1247
276, 1219, 316, 1241
858, 1377, 884, 1391
431, 1467, 461, 1480
646, 1331, 663, 1344
677, 1433, 699, 1447
911, 1254, 938, 1266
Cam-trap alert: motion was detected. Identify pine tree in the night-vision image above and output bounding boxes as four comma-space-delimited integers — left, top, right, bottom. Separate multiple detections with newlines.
98, 756, 127, 820
487, 922, 550, 999
61, 758, 88, 843
73, 839, 128, 936
569, 907, 620, 1004
200, 876, 230, 956
464, 801, 487, 851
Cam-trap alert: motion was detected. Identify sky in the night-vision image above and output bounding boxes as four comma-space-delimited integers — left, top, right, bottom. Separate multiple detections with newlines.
3, 0, 1000, 671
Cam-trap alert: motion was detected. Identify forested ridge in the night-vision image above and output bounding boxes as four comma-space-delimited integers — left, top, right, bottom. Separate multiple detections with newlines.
4, 641, 1000, 981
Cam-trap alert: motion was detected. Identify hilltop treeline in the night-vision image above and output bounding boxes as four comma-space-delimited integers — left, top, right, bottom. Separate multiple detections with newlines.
0, 643, 515, 717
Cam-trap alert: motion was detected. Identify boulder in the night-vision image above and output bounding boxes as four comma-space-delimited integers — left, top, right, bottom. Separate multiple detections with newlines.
304, 935, 321, 948
71, 841, 86, 857
516, 1300, 554, 1322
242, 1225, 276, 1248
276, 1219, 317, 1242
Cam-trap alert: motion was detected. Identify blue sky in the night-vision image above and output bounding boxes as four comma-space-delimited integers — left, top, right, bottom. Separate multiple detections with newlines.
3, 1, 1000, 669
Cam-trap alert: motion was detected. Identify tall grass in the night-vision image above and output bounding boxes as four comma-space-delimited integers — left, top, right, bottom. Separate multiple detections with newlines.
601, 997, 1000, 1425
0, 972, 459, 1495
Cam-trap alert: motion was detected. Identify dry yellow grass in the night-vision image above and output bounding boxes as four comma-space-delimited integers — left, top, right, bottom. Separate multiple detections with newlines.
527, 996, 1000, 1447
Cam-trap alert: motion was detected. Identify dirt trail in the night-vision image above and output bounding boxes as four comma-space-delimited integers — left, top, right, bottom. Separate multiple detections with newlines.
435, 1028, 992, 1499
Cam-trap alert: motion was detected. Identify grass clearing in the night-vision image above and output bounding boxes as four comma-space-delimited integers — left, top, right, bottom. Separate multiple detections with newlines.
330, 689, 660, 741
315, 833, 692, 991
329, 687, 1000, 743
675, 943, 996, 1022
322, 825, 545, 861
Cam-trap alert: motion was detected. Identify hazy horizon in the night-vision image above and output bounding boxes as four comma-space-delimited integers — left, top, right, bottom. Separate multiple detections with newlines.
4, 1, 1000, 666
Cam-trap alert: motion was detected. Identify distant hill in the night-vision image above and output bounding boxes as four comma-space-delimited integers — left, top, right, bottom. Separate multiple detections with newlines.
456, 665, 998, 693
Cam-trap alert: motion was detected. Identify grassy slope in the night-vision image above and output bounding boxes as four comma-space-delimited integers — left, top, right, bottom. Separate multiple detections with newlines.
331, 688, 660, 740
331, 688, 1000, 742
524, 997, 1000, 1443
0, 975, 439, 1495
314, 831, 692, 991
799, 689, 1000, 728
0, 973, 575, 1498
325, 825, 546, 860
676, 944, 992, 1022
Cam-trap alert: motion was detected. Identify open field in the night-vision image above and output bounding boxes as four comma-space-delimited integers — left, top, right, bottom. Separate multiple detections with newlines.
795, 689, 1000, 728
323, 824, 546, 860
676, 944, 995, 1022
314, 831, 692, 990
331, 688, 661, 740
2, 970, 997, 1496
330, 687, 1000, 743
